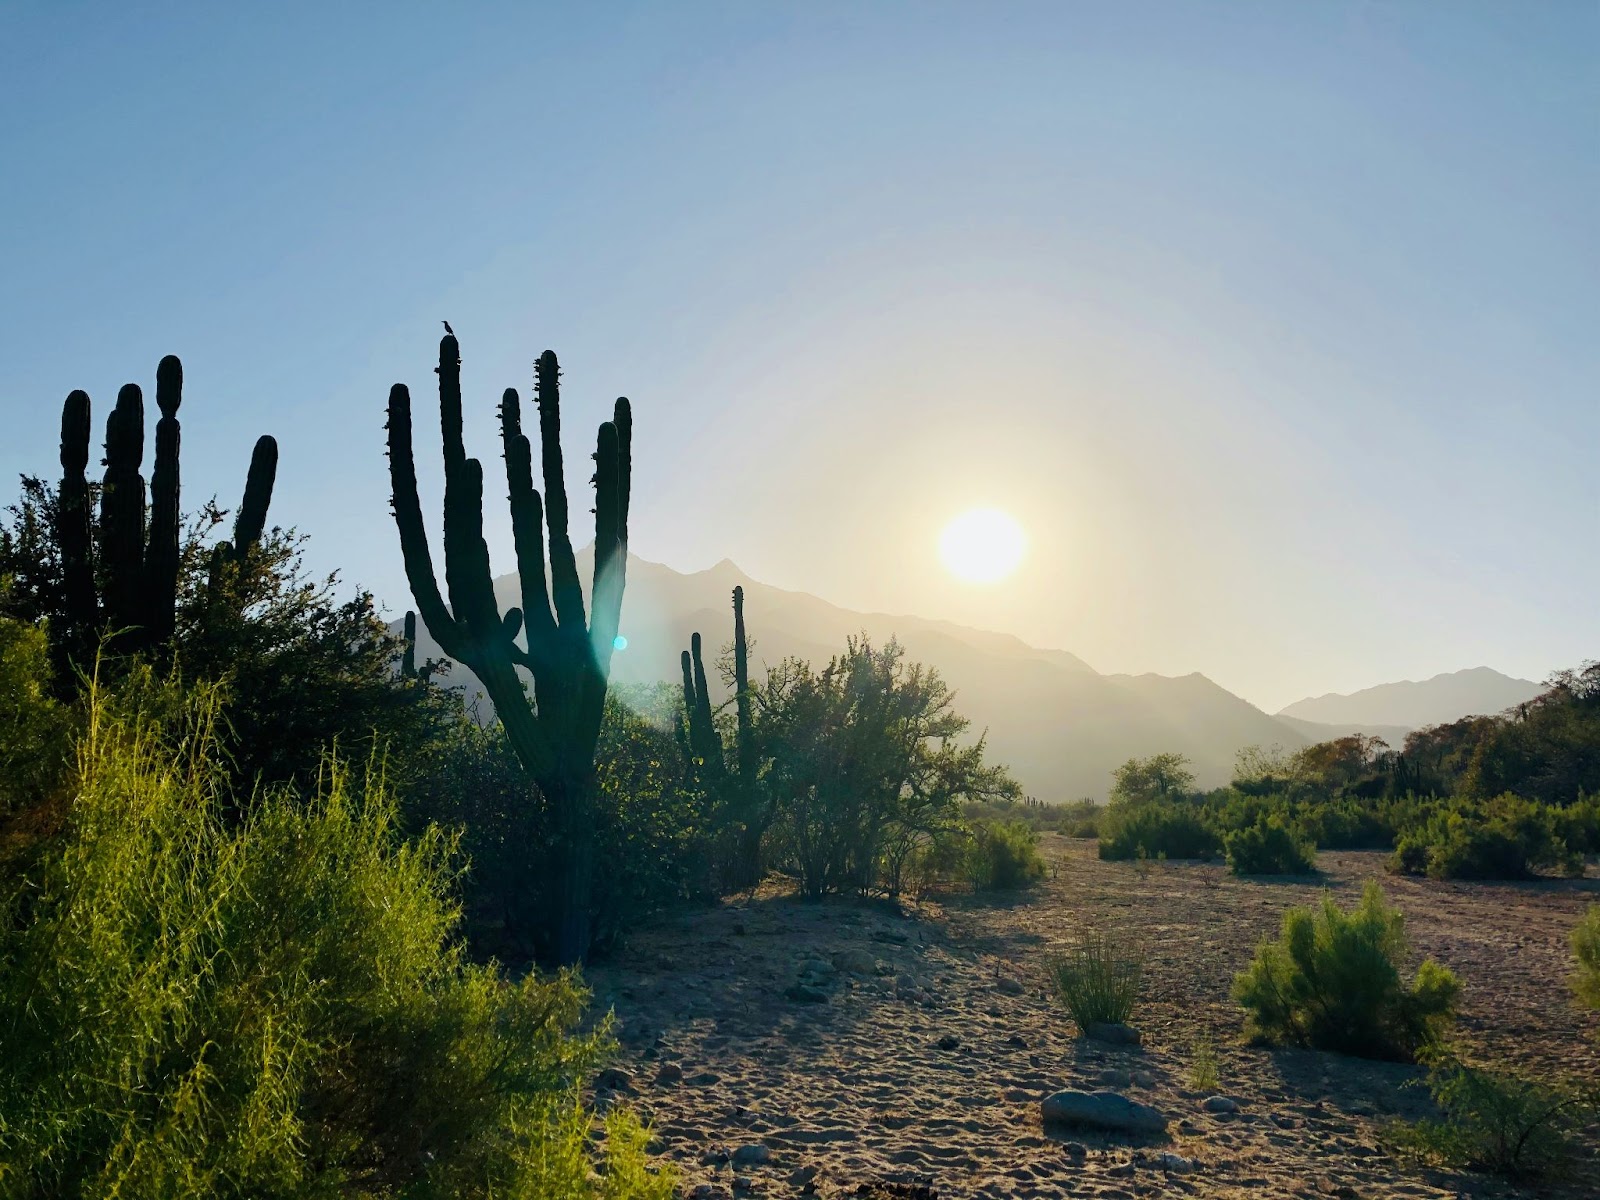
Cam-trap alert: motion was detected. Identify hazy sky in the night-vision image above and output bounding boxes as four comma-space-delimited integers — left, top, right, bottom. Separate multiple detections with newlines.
2, 2, 1595, 713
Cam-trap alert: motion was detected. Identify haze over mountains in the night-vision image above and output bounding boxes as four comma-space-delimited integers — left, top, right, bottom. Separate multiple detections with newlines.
403, 554, 1544, 801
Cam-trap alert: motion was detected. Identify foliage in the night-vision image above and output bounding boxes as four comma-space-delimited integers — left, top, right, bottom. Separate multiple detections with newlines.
0, 675, 673, 1200
1573, 903, 1600, 1012
757, 637, 1019, 899
1188, 1032, 1220, 1093
1110, 752, 1195, 804
1098, 798, 1221, 862
966, 819, 1046, 891
1046, 928, 1143, 1034
1225, 816, 1316, 876
1389, 793, 1583, 880
1233, 882, 1460, 1061
965, 796, 1099, 838
0, 614, 72, 821
1390, 1049, 1595, 1180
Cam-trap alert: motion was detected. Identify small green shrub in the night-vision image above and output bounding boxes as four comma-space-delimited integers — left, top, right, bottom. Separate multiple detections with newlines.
1046, 928, 1143, 1033
1390, 795, 1583, 880
0, 677, 675, 1200
1188, 1031, 1220, 1092
1391, 1049, 1594, 1179
1233, 882, 1460, 1060
0, 614, 72, 819
1225, 816, 1317, 876
1098, 799, 1221, 862
1573, 904, 1600, 1011
968, 819, 1046, 890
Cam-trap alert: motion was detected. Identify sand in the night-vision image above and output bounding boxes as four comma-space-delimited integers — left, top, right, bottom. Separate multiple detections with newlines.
585, 837, 1600, 1199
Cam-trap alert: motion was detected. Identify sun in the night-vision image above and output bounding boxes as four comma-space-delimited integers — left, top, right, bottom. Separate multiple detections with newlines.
938, 508, 1026, 583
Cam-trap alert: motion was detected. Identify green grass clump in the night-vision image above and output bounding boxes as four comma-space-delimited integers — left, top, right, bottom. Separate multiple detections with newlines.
1390, 1049, 1595, 1180
967, 819, 1046, 890
0, 677, 675, 1200
1233, 881, 1460, 1061
1046, 928, 1143, 1033
1573, 903, 1600, 1012
1187, 1032, 1221, 1092
1225, 816, 1316, 876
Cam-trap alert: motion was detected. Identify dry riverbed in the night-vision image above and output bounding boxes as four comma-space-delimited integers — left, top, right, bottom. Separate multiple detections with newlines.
585, 838, 1600, 1199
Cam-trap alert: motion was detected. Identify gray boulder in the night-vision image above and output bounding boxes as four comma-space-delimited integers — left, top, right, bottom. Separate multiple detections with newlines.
1041, 1089, 1168, 1135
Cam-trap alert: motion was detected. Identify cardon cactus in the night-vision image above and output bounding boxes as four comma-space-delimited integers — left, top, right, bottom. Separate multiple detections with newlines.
52, 355, 278, 674
386, 330, 631, 965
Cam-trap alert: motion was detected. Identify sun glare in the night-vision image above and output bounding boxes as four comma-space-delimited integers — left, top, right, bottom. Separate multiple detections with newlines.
938, 508, 1026, 583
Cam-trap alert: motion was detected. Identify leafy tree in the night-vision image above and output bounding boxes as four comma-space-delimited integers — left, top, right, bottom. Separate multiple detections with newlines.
1110, 752, 1195, 804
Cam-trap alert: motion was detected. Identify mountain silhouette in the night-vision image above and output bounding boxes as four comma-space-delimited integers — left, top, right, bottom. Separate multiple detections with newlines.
1276, 666, 1543, 732
400, 551, 1322, 800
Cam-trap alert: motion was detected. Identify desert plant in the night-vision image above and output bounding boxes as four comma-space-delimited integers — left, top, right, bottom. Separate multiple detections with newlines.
1233, 882, 1460, 1060
1573, 903, 1600, 1012
0, 674, 674, 1199
967, 819, 1046, 890
1047, 927, 1143, 1033
1391, 1049, 1595, 1179
1188, 1031, 1221, 1092
1099, 798, 1221, 861
387, 331, 631, 964
1225, 815, 1316, 876
1390, 795, 1582, 880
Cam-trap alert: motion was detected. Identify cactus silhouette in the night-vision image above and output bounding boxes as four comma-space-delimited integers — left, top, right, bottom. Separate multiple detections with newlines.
52, 356, 278, 674
680, 631, 723, 774
401, 610, 419, 679
386, 330, 631, 965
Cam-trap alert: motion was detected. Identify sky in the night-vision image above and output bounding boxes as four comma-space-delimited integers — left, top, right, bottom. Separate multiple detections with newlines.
1, 1, 1595, 714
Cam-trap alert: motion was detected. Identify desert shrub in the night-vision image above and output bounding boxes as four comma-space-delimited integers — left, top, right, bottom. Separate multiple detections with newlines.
0, 677, 674, 1200
1391, 1049, 1594, 1180
967, 819, 1046, 890
1225, 816, 1317, 876
1098, 799, 1221, 861
1573, 904, 1600, 1012
1390, 795, 1582, 880
1233, 882, 1460, 1060
1046, 928, 1143, 1033
1188, 1032, 1221, 1092
0, 614, 73, 819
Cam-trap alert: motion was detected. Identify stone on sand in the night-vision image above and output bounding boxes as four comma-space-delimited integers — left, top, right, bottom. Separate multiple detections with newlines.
1041, 1089, 1168, 1135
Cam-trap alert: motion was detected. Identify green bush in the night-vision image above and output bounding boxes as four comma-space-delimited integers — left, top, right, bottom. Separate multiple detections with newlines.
1391, 1050, 1594, 1179
1573, 904, 1600, 1012
1046, 928, 1143, 1033
967, 819, 1046, 890
1225, 816, 1317, 876
0, 614, 72, 820
1390, 795, 1582, 880
1233, 882, 1460, 1061
0, 678, 674, 1200
1098, 799, 1221, 862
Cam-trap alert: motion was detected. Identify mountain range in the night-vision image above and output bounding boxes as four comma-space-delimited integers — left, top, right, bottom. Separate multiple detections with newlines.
401, 553, 1543, 801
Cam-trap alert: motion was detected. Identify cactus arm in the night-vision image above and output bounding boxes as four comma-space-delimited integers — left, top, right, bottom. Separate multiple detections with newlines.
499, 386, 556, 646
534, 349, 585, 631
401, 610, 418, 678
589, 417, 623, 671
734, 585, 754, 783
56, 389, 97, 670
145, 355, 183, 648
386, 382, 469, 663
681, 648, 696, 725
99, 383, 148, 638
232, 436, 277, 557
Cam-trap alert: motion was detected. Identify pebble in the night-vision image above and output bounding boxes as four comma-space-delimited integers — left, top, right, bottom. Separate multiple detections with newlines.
1202, 1095, 1240, 1114
652, 1063, 683, 1086
732, 1142, 771, 1166
996, 975, 1024, 995
937, 1034, 962, 1051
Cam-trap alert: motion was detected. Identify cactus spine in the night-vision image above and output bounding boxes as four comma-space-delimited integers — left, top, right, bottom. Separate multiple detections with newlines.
386, 331, 631, 965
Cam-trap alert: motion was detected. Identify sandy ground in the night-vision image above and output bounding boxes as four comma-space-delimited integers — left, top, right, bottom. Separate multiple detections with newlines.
585, 838, 1600, 1199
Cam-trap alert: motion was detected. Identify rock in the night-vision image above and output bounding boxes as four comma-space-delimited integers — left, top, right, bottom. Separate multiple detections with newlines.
1157, 1153, 1198, 1174
1041, 1090, 1168, 1135
699, 1146, 730, 1165
685, 1070, 722, 1086
1132, 1070, 1156, 1088
872, 928, 910, 944
733, 1176, 756, 1193
797, 957, 837, 979
1106, 1161, 1135, 1177
594, 1066, 634, 1091
937, 1034, 962, 1051
1099, 1068, 1132, 1088
691, 1185, 731, 1200
787, 1164, 819, 1187
732, 1143, 771, 1166
1062, 1141, 1087, 1158
996, 975, 1024, 995
785, 983, 829, 1004
652, 1063, 683, 1086
1202, 1096, 1239, 1114
832, 948, 877, 975
1084, 1022, 1142, 1046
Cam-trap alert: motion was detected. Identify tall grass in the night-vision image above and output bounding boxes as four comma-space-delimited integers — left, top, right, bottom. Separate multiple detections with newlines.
0, 673, 674, 1200
1046, 928, 1144, 1033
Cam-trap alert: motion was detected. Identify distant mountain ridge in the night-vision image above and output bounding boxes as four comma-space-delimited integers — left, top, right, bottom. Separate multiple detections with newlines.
1276, 667, 1543, 732
398, 553, 1537, 801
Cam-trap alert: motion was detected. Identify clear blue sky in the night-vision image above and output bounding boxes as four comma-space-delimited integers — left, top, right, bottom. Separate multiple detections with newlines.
1, 1, 1594, 711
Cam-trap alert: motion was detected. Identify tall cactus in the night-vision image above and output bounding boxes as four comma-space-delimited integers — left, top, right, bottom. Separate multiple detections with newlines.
680, 631, 722, 773
386, 331, 631, 965
52, 355, 278, 676
400, 610, 419, 679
